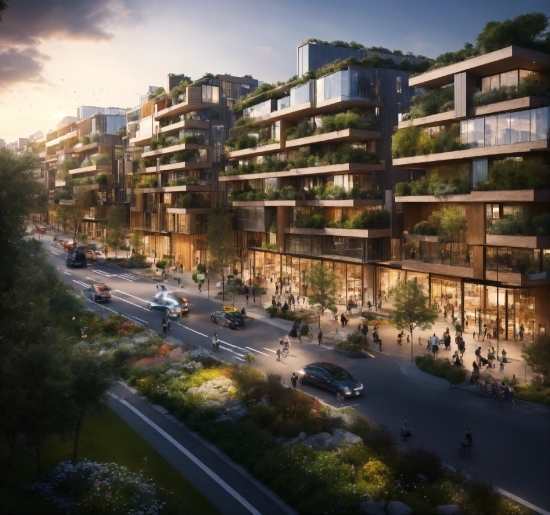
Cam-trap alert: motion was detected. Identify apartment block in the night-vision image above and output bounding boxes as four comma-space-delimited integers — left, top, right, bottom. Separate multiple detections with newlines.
385, 45, 550, 340
126, 74, 259, 270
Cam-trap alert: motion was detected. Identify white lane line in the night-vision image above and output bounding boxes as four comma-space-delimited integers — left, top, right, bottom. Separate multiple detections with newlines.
233, 356, 245, 362
222, 347, 245, 357
221, 341, 246, 350
495, 488, 550, 515
180, 325, 208, 338
128, 315, 150, 324
73, 280, 89, 288
108, 392, 262, 515
245, 347, 268, 356
263, 348, 276, 354
110, 294, 150, 311
116, 275, 135, 282
63, 271, 71, 275
91, 269, 112, 276
114, 290, 148, 303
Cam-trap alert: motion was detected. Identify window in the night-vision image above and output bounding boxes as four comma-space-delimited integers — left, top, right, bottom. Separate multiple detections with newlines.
396, 76, 402, 94
201, 85, 219, 104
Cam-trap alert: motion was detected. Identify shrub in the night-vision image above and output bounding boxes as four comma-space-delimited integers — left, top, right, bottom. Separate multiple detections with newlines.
415, 355, 466, 384
395, 446, 442, 486
300, 323, 310, 336
155, 259, 168, 270
476, 159, 550, 191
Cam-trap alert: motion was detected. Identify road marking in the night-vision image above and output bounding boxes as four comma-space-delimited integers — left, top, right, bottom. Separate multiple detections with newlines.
114, 290, 148, 302
245, 347, 268, 356
73, 280, 89, 287
108, 392, 262, 515
116, 273, 136, 282
91, 269, 112, 277
110, 294, 149, 311
180, 325, 208, 338
127, 315, 149, 324
263, 348, 276, 353
63, 271, 71, 275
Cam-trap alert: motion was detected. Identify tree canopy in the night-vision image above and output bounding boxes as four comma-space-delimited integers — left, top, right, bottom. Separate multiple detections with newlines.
305, 264, 339, 316
389, 279, 438, 361
206, 209, 235, 294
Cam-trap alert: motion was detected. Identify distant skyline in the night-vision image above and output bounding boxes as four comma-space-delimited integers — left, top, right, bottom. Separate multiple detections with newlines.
1, 0, 549, 142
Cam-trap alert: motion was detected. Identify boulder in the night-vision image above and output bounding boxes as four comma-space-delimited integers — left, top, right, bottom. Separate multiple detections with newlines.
281, 432, 308, 446
360, 499, 386, 515
302, 432, 332, 451
201, 400, 221, 410
217, 400, 248, 422
437, 505, 462, 515
387, 500, 413, 515
414, 473, 428, 483
325, 428, 363, 450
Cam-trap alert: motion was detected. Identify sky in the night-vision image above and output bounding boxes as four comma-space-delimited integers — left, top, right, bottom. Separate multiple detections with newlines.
1, 0, 549, 143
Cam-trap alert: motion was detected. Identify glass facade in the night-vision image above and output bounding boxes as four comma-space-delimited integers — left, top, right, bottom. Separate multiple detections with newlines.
243, 99, 273, 119
201, 85, 219, 104
290, 82, 312, 106
316, 69, 377, 102
460, 107, 549, 147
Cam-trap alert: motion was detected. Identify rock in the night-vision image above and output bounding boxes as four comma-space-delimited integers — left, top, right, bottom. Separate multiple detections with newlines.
387, 500, 413, 515
217, 400, 248, 422
282, 432, 308, 446
302, 432, 332, 451
360, 499, 386, 515
437, 505, 462, 515
325, 428, 363, 450
415, 473, 428, 483
201, 400, 221, 410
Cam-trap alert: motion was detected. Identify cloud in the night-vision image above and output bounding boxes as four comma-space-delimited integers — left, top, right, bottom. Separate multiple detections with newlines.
0, 0, 144, 87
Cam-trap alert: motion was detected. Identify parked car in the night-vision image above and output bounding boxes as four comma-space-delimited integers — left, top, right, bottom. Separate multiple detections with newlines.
298, 362, 363, 399
210, 310, 245, 329
84, 283, 112, 302
147, 291, 189, 317
66, 248, 87, 268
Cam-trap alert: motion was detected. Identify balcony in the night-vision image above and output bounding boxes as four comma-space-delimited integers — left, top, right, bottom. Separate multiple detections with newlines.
144, 160, 210, 173
69, 164, 110, 175
225, 142, 282, 159
285, 129, 380, 149
485, 234, 550, 249
159, 119, 209, 134
166, 206, 211, 215
155, 87, 213, 120
141, 142, 206, 158
232, 198, 382, 208
395, 189, 550, 203
55, 180, 66, 187
286, 227, 390, 238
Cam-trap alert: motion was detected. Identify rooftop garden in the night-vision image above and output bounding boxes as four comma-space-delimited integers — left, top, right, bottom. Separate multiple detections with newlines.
295, 208, 390, 230
286, 109, 377, 140
475, 160, 550, 191
175, 193, 210, 209
225, 118, 275, 151
394, 174, 471, 197
392, 123, 464, 158
403, 87, 454, 120
488, 212, 550, 236
471, 74, 550, 107
221, 147, 379, 176
425, 12, 550, 71
229, 184, 382, 202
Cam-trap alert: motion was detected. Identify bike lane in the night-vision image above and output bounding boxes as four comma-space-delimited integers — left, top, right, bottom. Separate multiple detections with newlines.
108, 382, 295, 515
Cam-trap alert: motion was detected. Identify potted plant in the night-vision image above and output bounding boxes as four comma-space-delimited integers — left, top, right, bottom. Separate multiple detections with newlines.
155, 259, 168, 275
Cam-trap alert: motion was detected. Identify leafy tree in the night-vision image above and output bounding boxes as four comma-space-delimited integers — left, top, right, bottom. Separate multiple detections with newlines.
389, 279, 438, 361
129, 229, 144, 254
206, 209, 235, 297
522, 335, 550, 385
476, 13, 550, 54
102, 205, 127, 258
433, 206, 467, 238
67, 347, 112, 462
305, 264, 339, 316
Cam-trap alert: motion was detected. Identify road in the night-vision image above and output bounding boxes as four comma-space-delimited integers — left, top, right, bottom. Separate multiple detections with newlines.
46, 242, 550, 513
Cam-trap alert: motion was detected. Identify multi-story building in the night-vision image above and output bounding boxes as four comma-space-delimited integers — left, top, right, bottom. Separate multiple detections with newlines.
383, 45, 550, 340
47, 107, 126, 239
221, 48, 427, 305
127, 74, 259, 269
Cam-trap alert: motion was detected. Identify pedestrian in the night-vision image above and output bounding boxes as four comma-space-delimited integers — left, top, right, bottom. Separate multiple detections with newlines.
318, 329, 323, 345
162, 318, 167, 334
291, 372, 298, 390
246, 293, 249, 305
275, 284, 279, 294
212, 332, 219, 351
198, 282, 202, 292
252, 287, 256, 303
341, 313, 346, 328
472, 331, 476, 340
156, 284, 159, 291
276, 348, 281, 361
166, 319, 171, 334
465, 426, 473, 445
430, 333, 439, 357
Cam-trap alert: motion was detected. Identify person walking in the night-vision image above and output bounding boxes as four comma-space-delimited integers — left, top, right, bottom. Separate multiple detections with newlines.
162, 318, 167, 334
276, 348, 281, 361
166, 319, 171, 334
291, 372, 298, 390
198, 281, 202, 292
246, 293, 249, 305
252, 287, 256, 303
318, 329, 323, 345
430, 333, 439, 357
212, 333, 219, 351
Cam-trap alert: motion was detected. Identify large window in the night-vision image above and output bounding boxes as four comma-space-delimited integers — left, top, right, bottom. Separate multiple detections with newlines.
201, 85, 219, 104
316, 69, 376, 102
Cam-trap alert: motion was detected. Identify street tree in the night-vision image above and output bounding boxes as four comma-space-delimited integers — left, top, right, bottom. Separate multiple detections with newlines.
306, 264, 339, 317
521, 335, 550, 385
206, 209, 235, 297
129, 229, 144, 254
103, 205, 127, 258
67, 347, 112, 462
389, 278, 438, 361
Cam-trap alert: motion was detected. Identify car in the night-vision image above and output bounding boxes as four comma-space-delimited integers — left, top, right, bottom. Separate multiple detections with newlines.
60, 240, 76, 251
66, 248, 87, 268
82, 248, 105, 261
85, 283, 112, 302
147, 290, 189, 317
298, 362, 363, 399
210, 310, 245, 329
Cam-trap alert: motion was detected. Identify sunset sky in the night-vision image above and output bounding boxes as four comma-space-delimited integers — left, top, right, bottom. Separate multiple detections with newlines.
1, 0, 549, 143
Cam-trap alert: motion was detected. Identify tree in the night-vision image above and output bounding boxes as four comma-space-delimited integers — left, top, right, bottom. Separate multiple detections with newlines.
206, 209, 235, 298
433, 206, 467, 239
476, 13, 550, 54
67, 347, 112, 462
305, 264, 339, 316
103, 205, 127, 258
389, 278, 438, 361
129, 229, 144, 254
521, 335, 550, 385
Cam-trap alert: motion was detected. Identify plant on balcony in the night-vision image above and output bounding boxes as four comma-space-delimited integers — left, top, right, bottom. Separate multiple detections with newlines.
135, 176, 158, 188
177, 193, 209, 209
407, 87, 454, 119
408, 220, 438, 236
295, 209, 326, 229
91, 133, 100, 143
92, 153, 110, 165
53, 189, 71, 203
472, 75, 550, 107
261, 242, 277, 250
394, 173, 470, 196
138, 157, 156, 169
475, 160, 550, 191
322, 145, 379, 165
95, 174, 108, 185
409, 206, 467, 240
320, 185, 349, 200
488, 212, 550, 236
170, 149, 199, 163
81, 135, 91, 145
392, 123, 463, 158
148, 87, 165, 100
178, 135, 200, 144
286, 119, 316, 141
318, 109, 377, 132
327, 209, 390, 230
269, 220, 277, 233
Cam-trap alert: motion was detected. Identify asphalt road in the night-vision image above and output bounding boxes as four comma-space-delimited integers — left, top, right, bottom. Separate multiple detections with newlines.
46, 242, 550, 513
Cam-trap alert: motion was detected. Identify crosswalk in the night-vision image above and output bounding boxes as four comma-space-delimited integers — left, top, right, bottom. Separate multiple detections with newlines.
89, 269, 139, 282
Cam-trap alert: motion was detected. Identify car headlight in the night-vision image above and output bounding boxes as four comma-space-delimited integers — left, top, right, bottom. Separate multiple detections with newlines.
342, 387, 351, 392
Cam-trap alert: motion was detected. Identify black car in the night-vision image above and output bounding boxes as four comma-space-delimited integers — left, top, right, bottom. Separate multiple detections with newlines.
66, 248, 87, 268
147, 291, 190, 317
211, 311, 245, 329
298, 362, 363, 399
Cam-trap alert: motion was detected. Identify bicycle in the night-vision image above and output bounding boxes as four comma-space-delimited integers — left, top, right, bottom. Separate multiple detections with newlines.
475, 380, 492, 397
281, 346, 290, 358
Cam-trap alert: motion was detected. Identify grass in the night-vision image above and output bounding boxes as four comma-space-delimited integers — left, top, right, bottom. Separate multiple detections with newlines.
415, 354, 467, 384
0, 408, 218, 515
512, 382, 550, 406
